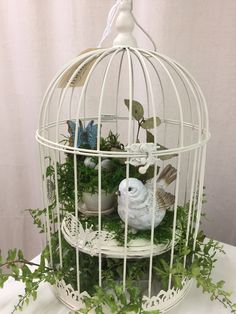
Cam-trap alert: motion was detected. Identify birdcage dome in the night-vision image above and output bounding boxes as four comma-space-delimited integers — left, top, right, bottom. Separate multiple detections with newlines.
36, 1, 210, 312
37, 46, 210, 157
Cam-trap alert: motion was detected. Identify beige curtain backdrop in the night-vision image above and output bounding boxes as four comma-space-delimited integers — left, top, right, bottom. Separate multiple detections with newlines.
0, 0, 236, 259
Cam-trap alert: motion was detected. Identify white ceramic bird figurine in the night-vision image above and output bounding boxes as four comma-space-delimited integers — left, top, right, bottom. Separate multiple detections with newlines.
117, 164, 177, 230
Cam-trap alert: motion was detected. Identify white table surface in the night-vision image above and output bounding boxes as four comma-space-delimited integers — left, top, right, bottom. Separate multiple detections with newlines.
0, 242, 235, 314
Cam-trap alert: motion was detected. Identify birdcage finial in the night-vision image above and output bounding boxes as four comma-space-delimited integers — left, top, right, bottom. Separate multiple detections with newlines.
113, 0, 138, 47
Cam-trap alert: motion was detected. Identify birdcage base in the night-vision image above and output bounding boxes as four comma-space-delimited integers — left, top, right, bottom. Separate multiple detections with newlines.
54, 278, 192, 313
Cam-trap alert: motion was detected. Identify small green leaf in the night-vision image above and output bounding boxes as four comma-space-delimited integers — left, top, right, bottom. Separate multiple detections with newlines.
146, 131, 154, 143
18, 249, 24, 260
173, 276, 182, 288
191, 265, 200, 277
141, 117, 161, 129
216, 280, 225, 288
124, 99, 144, 121
7, 249, 17, 262
32, 290, 37, 301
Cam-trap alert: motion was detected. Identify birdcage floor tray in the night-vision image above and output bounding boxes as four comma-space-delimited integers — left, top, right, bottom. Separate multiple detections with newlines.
61, 212, 181, 258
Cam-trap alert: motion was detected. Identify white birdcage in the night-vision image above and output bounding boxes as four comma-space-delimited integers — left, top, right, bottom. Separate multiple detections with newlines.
36, 0, 210, 312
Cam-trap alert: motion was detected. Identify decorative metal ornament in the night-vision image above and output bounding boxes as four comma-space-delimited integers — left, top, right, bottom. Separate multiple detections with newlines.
126, 143, 161, 174
36, 0, 210, 312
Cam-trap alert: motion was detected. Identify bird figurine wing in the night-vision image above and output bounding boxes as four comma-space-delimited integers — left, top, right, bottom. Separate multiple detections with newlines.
155, 189, 175, 211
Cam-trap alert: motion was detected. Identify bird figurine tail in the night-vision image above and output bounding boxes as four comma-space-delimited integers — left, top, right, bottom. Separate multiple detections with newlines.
156, 164, 177, 189
154, 164, 177, 212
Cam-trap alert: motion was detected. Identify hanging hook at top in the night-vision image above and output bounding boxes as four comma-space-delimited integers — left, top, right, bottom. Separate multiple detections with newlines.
113, 0, 138, 48
98, 0, 157, 51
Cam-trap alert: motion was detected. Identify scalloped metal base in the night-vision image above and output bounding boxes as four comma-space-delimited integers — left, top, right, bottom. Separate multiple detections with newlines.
54, 278, 192, 313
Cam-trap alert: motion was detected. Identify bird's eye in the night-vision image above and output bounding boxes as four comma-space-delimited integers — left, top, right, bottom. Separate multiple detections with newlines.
128, 187, 132, 192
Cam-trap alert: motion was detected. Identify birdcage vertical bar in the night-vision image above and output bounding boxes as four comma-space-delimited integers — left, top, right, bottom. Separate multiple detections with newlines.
191, 147, 202, 234
69, 88, 75, 120
73, 154, 80, 293
193, 145, 207, 252
148, 162, 158, 297
115, 50, 125, 133
132, 49, 159, 298
96, 49, 123, 287
39, 144, 53, 267
123, 48, 134, 291
38, 145, 47, 240
183, 148, 198, 268
52, 150, 63, 268
168, 154, 181, 289
98, 156, 102, 287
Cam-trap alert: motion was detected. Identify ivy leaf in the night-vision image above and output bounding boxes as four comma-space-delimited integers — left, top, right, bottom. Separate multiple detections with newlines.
7, 249, 17, 262
22, 265, 31, 277
191, 264, 200, 277
216, 280, 225, 289
124, 99, 144, 121
173, 276, 182, 288
141, 117, 161, 129
32, 290, 37, 301
18, 249, 24, 260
